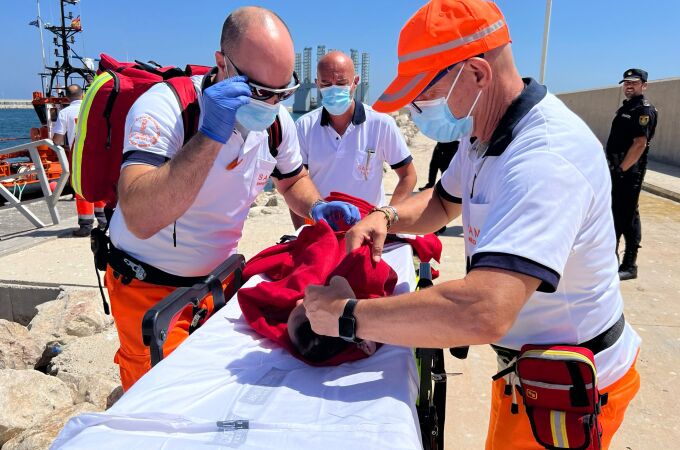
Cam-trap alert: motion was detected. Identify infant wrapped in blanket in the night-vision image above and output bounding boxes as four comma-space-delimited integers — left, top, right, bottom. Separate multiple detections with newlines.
237, 219, 395, 365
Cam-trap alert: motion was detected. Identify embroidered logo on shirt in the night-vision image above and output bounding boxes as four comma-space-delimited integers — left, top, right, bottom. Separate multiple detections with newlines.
639, 115, 650, 126
128, 114, 161, 148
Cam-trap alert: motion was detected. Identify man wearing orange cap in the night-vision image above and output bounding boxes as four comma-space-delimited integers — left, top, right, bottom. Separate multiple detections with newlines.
303, 1, 640, 448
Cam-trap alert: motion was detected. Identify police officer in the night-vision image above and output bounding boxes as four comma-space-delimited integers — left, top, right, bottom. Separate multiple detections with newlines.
418, 140, 460, 191
605, 68, 658, 280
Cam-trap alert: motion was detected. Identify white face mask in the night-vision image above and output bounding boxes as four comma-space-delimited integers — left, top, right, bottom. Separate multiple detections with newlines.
408, 63, 482, 143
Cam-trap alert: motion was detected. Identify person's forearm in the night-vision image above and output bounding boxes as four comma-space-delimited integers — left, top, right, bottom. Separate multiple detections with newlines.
390, 173, 417, 205
289, 209, 307, 230
353, 276, 510, 348
278, 174, 320, 218
389, 190, 459, 235
119, 132, 222, 239
620, 141, 647, 171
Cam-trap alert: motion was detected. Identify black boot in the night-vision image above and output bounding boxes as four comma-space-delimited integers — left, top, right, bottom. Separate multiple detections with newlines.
72, 225, 93, 237
618, 249, 638, 281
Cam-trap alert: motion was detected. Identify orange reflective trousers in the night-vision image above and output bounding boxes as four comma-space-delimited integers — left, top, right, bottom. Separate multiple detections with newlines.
105, 267, 215, 391
485, 357, 640, 449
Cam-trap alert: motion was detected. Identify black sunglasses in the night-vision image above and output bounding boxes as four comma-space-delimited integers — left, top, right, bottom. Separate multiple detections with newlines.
410, 54, 484, 113
223, 52, 300, 102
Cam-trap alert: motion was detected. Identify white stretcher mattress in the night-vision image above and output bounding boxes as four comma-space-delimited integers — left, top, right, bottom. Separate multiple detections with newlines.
52, 244, 422, 450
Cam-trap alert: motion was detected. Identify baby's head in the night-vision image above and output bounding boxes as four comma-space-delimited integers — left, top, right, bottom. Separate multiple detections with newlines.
287, 301, 350, 363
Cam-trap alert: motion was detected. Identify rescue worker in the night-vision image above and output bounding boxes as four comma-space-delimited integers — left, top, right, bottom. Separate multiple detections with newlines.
605, 68, 658, 281
418, 140, 459, 191
292, 51, 417, 229
106, 6, 360, 390
303, 1, 640, 448
52, 84, 106, 236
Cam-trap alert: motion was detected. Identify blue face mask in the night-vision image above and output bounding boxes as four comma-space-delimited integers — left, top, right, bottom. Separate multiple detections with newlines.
236, 98, 279, 132
320, 83, 353, 116
408, 63, 482, 143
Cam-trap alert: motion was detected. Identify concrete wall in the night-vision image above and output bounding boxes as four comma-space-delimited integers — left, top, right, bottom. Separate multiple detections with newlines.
0, 283, 62, 326
557, 78, 680, 166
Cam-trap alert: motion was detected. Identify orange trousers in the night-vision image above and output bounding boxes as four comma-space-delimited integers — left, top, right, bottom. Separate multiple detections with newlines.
76, 194, 105, 225
485, 357, 640, 449
105, 267, 216, 391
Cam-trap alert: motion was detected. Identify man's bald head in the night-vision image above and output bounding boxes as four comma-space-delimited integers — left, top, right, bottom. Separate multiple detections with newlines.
220, 6, 289, 55
317, 51, 356, 84
65, 84, 82, 101
316, 51, 358, 92
218, 7, 295, 89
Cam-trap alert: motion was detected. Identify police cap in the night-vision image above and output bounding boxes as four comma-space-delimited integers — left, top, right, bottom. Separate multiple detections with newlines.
619, 68, 648, 84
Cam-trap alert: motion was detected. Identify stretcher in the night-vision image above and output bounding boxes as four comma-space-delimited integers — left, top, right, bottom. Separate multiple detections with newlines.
52, 243, 446, 450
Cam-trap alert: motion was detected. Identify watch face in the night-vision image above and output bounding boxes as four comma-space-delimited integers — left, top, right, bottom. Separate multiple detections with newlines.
338, 316, 356, 342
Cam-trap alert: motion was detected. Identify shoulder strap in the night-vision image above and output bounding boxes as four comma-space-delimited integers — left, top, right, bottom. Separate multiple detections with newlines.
164, 77, 201, 145
266, 114, 282, 158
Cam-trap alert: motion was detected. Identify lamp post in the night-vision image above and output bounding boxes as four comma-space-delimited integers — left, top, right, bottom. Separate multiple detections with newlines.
539, 0, 553, 84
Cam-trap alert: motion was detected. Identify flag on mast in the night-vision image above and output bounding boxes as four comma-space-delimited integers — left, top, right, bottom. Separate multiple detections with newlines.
71, 15, 82, 31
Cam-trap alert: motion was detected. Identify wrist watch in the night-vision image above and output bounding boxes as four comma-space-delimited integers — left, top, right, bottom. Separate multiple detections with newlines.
338, 298, 363, 343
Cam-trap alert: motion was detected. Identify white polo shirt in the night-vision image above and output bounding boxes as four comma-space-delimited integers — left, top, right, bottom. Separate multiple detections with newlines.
437, 79, 640, 388
52, 100, 82, 146
109, 73, 303, 276
296, 102, 412, 206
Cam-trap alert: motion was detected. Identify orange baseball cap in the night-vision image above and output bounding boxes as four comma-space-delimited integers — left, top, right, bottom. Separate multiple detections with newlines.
374, 0, 511, 113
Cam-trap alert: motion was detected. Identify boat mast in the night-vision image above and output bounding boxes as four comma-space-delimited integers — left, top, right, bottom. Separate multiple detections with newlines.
36, 0, 48, 92
42, 0, 94, 97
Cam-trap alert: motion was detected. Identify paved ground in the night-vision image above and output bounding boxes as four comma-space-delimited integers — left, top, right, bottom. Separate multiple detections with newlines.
1, 134, 679, 449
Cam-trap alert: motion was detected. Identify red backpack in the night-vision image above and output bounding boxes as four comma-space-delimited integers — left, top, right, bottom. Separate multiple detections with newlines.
71, 54, 283, 206
70, 54, 209, 205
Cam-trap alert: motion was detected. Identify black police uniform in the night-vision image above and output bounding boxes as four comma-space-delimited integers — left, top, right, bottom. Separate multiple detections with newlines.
605, 69, 658, 279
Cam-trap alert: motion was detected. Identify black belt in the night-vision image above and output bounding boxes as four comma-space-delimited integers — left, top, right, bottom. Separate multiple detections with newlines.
491, 313, 626, 363
108, 243, 207, 287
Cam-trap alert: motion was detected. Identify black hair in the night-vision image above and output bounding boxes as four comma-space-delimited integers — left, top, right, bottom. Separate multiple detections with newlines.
292, 319, 349, 363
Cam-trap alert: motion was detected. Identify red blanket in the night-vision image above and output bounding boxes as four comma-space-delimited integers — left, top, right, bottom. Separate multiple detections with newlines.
238, 220, 397, 365
237, 192, 442, 365
326, 192, 442, 267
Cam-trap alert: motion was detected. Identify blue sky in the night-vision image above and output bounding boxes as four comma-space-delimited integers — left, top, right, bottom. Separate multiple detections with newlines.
1, 1, 679, 100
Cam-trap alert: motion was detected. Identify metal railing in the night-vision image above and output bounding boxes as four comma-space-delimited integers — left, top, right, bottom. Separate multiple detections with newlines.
0, 139, 70, 228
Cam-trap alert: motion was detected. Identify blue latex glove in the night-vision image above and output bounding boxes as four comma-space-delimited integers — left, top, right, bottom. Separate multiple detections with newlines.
311, 201, 361, 231
199, 75, 251, 144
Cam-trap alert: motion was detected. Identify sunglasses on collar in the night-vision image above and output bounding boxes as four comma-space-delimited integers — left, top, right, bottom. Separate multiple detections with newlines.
222, 52, 300, 102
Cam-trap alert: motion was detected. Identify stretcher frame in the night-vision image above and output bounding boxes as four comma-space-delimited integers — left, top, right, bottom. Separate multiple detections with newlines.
141, 253, 446, 450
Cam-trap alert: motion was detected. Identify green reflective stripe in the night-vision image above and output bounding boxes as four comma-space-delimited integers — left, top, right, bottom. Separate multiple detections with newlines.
71, 72, 112, 195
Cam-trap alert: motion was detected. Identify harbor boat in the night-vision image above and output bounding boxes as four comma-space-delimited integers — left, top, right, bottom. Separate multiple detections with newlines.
0, 0, 94, 204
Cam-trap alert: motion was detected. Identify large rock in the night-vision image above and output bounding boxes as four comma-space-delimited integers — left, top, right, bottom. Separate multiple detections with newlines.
395, 114, 410, 127
2, 402, 97, 450
0, 319, 42, 369
28, 288, 113, 346
0, 369, 73, 445
50, 329, 121, 409
251, 191, 284, 208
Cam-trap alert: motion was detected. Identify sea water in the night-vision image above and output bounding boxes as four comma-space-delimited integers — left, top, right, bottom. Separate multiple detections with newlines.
0, 109, 306, 152
0, 109, 40, 151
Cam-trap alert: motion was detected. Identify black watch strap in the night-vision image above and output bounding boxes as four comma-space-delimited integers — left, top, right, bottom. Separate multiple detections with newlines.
342, 298, 359, 318
339, 298, 362, 343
